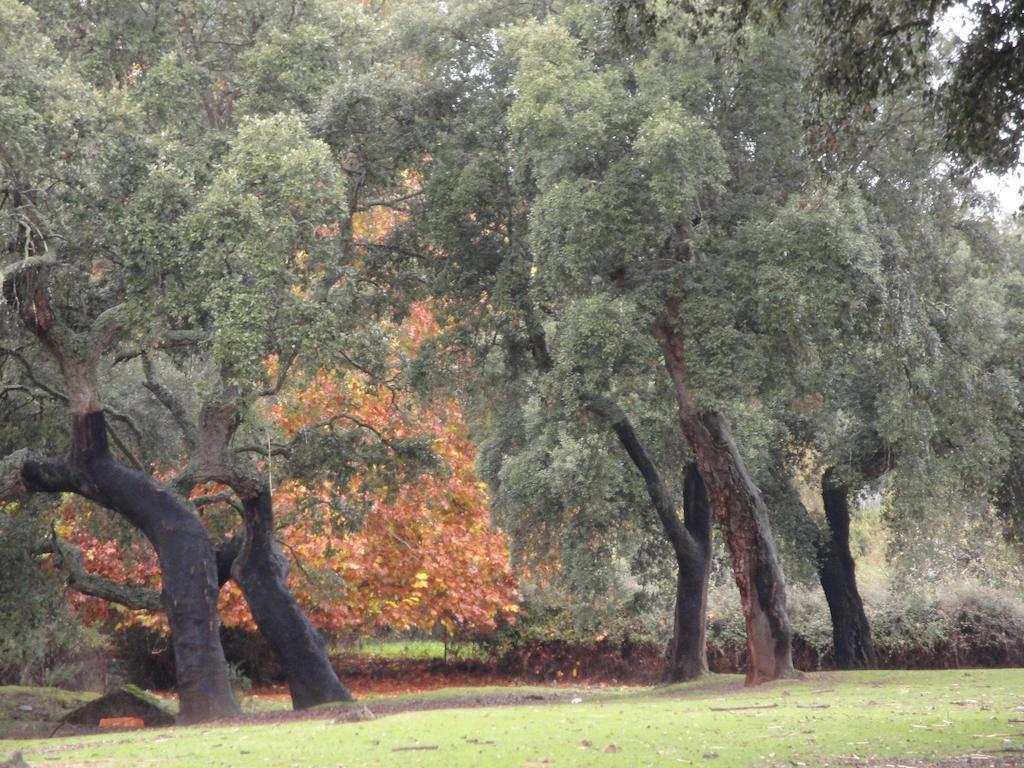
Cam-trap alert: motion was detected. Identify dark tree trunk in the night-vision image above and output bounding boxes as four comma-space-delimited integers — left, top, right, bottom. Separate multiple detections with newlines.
2, 260, 237, 722
655, 321, 795, 684
183, 399, 353, 710
592, 397, 711, 682
231, 490, 353, 709
666, 463, 712, 682
818, 468, 876, 669
23, 413, 239, 723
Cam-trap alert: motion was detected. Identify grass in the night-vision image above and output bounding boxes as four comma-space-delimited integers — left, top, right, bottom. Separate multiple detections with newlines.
3, 670, 1024, 766
338, 639, 486, 660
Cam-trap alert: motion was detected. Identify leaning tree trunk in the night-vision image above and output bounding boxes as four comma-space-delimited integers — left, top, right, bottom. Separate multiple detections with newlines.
184, 399, 352, 709
818, 468, 876, 669
655, 320, 795, 684
667, 463, 713, 682
591, 396, 712, 681
14, 414, 239, 723
1, 258, 238, 723
231, 489, 353, 708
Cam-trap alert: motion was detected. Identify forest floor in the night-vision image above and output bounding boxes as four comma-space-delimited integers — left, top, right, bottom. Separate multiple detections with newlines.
2, 669, 1023, 767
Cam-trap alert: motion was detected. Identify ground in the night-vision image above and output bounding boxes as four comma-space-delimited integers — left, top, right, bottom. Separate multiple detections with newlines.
2, 670, 1023, 767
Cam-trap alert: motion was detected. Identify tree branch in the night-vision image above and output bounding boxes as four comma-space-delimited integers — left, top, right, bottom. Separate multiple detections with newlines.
259, 347, 298, 397
0, 345, 68, 404
142, 353, 198, 452
87, 304, 127, 364
582, 393, 696, 560
1, 449, 81, 499
352, 189, 424, 212
234, 411, 397, 458
191, 489, 243, 514
36, 535, 163, 612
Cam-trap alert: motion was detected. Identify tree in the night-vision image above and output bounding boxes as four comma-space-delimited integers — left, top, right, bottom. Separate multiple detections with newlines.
613, 0, 1024, 174
60, 306, 521, 641
400, 0, 716, 680
0, 0, 238, 721
2, 0, 452, 712
266, 307, 520, 637
798, 0, 1024, 174
499, 8, 805, 683
753, 79, 1023, 668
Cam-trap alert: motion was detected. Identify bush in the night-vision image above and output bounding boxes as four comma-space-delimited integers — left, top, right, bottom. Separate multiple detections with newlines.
0, 505, 103, 688
705, 579, 1024, 671
478, 585, 664, 660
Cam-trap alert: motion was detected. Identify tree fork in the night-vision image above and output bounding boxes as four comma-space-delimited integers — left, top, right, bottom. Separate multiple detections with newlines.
185, 399, 353, 709
2, 259, 238, 722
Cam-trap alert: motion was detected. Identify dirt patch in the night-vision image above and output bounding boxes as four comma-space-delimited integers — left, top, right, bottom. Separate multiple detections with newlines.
331, 639, 665, 692
233, 687, 584, 728
20, 686, 587, 741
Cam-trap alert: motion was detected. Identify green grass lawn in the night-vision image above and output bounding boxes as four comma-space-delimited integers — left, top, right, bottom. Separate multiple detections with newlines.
337, 638, 485, 660
3, 670, 1024, 767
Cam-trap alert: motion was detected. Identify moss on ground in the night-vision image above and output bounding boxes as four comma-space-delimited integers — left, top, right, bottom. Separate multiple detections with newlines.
3, 670, 1023, 766
0, 686, 99, 739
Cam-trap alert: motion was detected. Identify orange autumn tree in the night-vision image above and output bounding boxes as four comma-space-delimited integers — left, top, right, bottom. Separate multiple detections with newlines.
227, 303, 520, 636
55, 304, 519, 639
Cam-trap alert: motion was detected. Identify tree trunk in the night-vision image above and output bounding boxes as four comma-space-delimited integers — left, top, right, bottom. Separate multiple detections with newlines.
666, 463, 712, 682
818, 468, 876, 669
2, 259, 238, 722
589, 396, 711, 682
21, 413, 240, 723
181, 399, 353, 710
231, 489, 353, 709
654, 321, 795, 684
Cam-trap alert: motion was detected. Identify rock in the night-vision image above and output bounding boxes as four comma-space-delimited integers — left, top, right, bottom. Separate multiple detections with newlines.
62, 686, 174, 727
333, 704, 375, 723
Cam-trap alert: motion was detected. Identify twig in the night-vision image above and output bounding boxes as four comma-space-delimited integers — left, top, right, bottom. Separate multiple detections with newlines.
392, 745, 439, 752
708, 703, 778, 712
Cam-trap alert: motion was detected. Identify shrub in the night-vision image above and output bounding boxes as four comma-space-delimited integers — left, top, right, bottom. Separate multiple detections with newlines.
705, 578, 1024, 671
0, 505, 103, 688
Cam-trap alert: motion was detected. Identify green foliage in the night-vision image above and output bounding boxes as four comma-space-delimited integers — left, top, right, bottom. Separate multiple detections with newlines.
479, 585, 665, 658
635, 105, 729, 220
0, 505, 98, 687
708, 579, 1024, 668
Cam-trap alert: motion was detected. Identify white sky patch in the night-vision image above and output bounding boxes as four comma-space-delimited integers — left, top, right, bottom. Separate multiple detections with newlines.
976, 168, 1024, 218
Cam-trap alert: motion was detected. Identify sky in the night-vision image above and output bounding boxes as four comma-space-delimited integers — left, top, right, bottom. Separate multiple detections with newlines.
976, 169, 1024, 219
